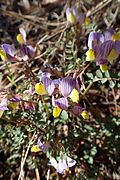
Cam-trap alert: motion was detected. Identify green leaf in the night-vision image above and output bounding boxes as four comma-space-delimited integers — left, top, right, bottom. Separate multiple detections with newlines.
109, 80, 116, 89
86, 73, 94, 80
105, 70, 110, 78
84, 154, 89, 159
88, 156, 93, 164
96, 69, 103, 78
101, 78, 107, 84
61, 110, 68, 120
91, 146, 97, 156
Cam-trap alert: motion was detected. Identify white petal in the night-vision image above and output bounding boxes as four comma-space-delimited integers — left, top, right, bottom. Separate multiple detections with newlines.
48, 157, 58, 170
66, 156, 76, 167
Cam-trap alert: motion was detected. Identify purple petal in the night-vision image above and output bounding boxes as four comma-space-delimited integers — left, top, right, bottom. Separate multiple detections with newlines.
42, 77, 55, 95
41, 72, 51, 78
88, 32, 104, 49
59, 78, 79, 97
95, 40, 113, 60
114, 40, 120, 55
9, 95, 22, 102
37, 137, 50, 152
26, 45, 35, 58
53, 78, 61, 86
96, 58, 108, 66
0, 106, 8, 110
1, 44, 14, 57
19, 45, 34, 59
79, 13, 86, 25
52, 96, 68, 110
66, 7, 77, 23
104, 28, 114, 41
72, 104, 83, 115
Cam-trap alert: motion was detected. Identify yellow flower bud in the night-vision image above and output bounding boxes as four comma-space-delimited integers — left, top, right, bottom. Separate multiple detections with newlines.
16, 34, 25, 45
69, 88, 79, 103
35, 83, 47, 95
107, 49, 117, 64
84, 17, 90, 26
100, 64, 108, 72
0, 49, 7, 61
53, 105, 62, 118
9, 102, 19, 109
31, 145, 40, 153
112, 32, 120, 41
68, 12, 76, 24
81, 110, 89, 120
86, 49, 95, 61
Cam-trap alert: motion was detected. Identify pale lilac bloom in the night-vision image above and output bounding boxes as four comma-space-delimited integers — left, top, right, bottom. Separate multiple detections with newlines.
88, 32, 104, 50
87, 29, 120, 66
41, 73, 80, 100
19, 45, 35, 59
1, 43, 15, 61
18, 28, 35, 60
1, 44, 14, 57
52, 96, 68, 110
95, 40, 120, 65
37, 136, 50, 152
66, 7, 86, 25
59, 77, 79, 97
49, 156, 76, 174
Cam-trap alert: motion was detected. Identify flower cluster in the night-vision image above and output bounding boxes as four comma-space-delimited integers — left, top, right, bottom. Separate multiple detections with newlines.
86, 29, 120, 72
0, 28, 35, 62
66, 6, 90, 26
35, 72, 89, 119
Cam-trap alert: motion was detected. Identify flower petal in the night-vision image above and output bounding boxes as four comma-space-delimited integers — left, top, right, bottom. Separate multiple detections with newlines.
88, 32, 104, 50
1, 44, 14, 57
59, 78, 79, 97
19, 28, 26, 43
53, 105, 62, 118
86, 49, 95, 61
114, 40, 120, 54
104, 28, 114, 41
81, 110, 89, 120
48, 157, 58, 170
66, 156, 76, 167
35, 83, 47, 95
96, 58, 108, 66
52, 96, 68, 110
0, 49, 6, 61
69, 88, 79, 103
95, 40, 113, 60
42, 76, 55, 96
72, 104, 83, 115
57, 159, 67, 174
31, 145, 40, 153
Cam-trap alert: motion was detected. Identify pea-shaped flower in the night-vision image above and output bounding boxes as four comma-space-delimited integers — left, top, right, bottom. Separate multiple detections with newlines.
48, 156, 76, 174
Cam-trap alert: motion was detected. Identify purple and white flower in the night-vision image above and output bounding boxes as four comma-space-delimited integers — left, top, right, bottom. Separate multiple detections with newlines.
49, 156, 76, 174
